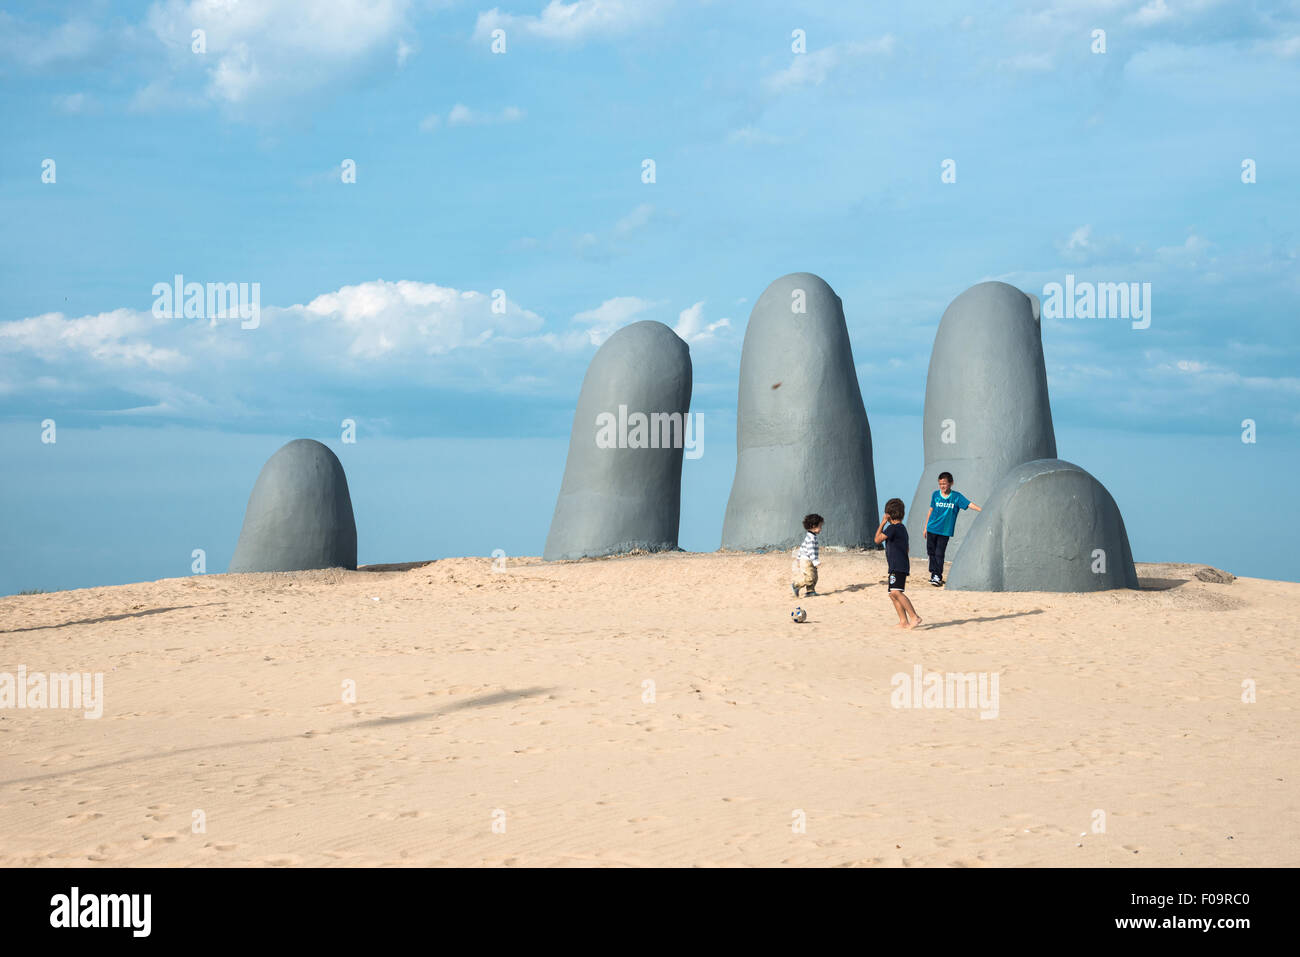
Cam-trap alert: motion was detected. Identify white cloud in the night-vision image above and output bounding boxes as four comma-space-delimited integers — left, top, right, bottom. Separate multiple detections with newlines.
9, 273, 792, 425
1064, 224, 1094, 254
571, 296, 657, 344
673, 302, 730, 343
1149, 356, 1300, 394
0, 279, 565, 418
0, 13, 101, 69
577, 201, 662, 256
569, 295, 724, 347
141, 0, 412, 106
1056, 224, 1130, 264
613, 203, 655, 235
128, 80, 205, 113
764, 36, 895, 93
52, 92, 90, 114
519, 203, 666, 259
426, 103, 526, 129
298, 279, 543, 357
1155, 230, 1212, 266
7, 2, 420, 110
999, 52, 1054, 72
1129, 0, 1173, 27
208, 42, 260, 104
0, 309, 185, 369
474, 0, 665, 44
727, 126, 784, 146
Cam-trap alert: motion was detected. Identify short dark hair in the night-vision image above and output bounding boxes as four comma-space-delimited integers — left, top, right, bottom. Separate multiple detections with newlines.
884, 498, 905, 520
937, 471, 954, 483
803, 513, 824, 531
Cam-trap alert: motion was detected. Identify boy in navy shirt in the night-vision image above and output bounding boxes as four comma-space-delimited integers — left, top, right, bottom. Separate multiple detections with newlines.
875, 498, 922, 629
924, 472, 982, 586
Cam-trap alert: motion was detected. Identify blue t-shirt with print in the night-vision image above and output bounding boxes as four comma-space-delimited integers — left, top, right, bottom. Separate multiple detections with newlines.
926, 490, 971, 537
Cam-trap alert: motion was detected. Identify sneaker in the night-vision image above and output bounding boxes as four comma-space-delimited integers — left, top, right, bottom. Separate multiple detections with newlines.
930, 576, 943, 587
804, 589, 818, 597
791, 584, 801, 597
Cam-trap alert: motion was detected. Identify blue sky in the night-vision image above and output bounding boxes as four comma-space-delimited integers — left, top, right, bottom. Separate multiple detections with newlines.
2, 0, 1299, 593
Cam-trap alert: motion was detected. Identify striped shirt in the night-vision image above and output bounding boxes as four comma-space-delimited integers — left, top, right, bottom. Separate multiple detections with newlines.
796, 530, 820, 566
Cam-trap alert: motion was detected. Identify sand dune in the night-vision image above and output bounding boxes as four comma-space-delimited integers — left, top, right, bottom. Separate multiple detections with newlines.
1, 551, 1295, 867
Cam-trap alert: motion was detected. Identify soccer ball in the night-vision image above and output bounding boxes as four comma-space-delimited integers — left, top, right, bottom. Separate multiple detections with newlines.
791, 607, 807, 623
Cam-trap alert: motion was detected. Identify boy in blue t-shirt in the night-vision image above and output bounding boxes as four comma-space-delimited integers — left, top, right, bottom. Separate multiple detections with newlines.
923, 471, 982, 586
874, 498, 922, 629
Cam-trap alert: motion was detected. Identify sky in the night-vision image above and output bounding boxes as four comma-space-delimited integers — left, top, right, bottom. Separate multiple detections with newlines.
1, 0, 1298, 594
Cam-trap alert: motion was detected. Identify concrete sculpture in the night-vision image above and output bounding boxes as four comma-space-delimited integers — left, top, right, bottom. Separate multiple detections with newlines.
907, 281, 1056, 557
721, 272, 878, 550
543, 320, 693, 560
229, 439, 358, 573
945, 458, 1138, 592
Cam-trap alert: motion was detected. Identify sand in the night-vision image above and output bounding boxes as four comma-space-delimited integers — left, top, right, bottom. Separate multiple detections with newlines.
1, 551, 1296, 867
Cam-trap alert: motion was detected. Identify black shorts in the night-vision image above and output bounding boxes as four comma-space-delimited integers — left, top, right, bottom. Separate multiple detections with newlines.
889, 571, 907, 592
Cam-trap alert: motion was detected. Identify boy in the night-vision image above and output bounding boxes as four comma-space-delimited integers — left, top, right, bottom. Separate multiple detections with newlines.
875, 498, 922, 629
791, 513, 823, 598
923, 472, 981, 586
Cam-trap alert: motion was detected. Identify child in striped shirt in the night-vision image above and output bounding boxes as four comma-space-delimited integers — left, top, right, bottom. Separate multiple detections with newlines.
791, 513, 824, 598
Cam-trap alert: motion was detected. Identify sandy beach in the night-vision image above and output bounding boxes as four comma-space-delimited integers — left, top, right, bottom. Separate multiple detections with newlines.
1, 551, 1295, 867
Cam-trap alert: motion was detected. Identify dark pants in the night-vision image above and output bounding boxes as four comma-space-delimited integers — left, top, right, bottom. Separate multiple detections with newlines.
926, 532, 949, 579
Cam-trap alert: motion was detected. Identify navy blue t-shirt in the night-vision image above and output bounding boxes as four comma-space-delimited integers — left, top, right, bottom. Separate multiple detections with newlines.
882, 522, 909, 573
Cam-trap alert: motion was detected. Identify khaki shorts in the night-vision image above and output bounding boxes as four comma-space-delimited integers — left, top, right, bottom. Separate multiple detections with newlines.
795, 559, 818, 589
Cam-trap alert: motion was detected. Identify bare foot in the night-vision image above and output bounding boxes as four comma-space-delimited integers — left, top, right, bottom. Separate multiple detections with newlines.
894, 622, 909, 629
909, 618, 923, 629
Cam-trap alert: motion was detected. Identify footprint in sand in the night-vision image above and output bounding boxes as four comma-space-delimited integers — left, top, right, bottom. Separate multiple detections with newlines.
134, 833, 180, 847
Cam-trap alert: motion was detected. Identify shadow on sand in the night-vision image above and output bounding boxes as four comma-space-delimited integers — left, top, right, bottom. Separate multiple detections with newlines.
0, 604, 216, 635
0, 687, 559, 788
350, 687, 555, 727
358, 561, 436, 573
922, 608, 1046, 630
828, 582, 875, 594
1138, 577, 1189, 591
